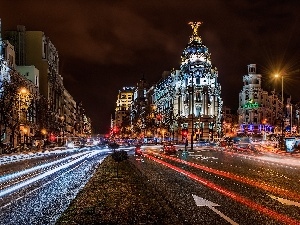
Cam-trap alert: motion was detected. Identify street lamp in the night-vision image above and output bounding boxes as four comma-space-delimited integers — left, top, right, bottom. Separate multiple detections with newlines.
274, 73, 284, 108
274, 73, 285, 149
60, 116, 65, 146
287, 104, 293, 135
41, 128, 47, 136
23, 127, 28, 147
162, 129, 166, 142
18, 88, 32, 148
41, 128, 47, 148
18, 87, 29, 121
274, 73, 284, 125
189, 71, 195, 151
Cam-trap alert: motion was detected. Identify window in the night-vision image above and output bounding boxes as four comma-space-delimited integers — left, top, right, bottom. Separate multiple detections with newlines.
196, 92, 201, 102
35, 76, 39, 86
43, 42, 47, 59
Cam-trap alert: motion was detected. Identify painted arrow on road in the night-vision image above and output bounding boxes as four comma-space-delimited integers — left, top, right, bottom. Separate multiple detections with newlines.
193, 194, 239, 225
268, 194, 300, 207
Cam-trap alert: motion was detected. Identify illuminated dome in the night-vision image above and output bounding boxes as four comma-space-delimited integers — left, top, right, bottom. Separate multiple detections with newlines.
180, 22, 212, 73
182, 39, 208, 59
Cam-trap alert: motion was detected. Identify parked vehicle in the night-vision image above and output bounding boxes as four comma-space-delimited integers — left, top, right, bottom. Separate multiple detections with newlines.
161, 143, 176, 154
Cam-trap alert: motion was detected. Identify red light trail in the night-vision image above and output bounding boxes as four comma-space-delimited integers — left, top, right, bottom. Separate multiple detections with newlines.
157, 153, 300, 202
145, 154, 300, 225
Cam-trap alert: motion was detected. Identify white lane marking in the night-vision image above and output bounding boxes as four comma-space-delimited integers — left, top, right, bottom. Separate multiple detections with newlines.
268, 194, 300, 207
193, 194, 239, 225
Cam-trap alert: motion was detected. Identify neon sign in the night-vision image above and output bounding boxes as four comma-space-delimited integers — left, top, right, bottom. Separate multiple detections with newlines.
243, 99, 259, 109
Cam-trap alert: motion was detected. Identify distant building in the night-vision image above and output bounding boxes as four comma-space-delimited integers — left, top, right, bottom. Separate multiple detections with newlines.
64, 89, 77, 137
115, 87, 134, 131
131, 77, 149, 136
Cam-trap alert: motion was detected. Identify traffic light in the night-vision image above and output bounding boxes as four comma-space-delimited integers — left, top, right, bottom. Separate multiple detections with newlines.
49, 133, 56, 142
156, 114, 162, 121
182, 128, 188, 137
112, 126, 119, 134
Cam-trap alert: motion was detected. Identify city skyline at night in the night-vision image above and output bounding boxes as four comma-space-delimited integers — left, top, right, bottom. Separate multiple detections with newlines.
1, 1, 300, 133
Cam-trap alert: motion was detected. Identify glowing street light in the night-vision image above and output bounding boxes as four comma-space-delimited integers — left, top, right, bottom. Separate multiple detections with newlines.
41, 128, 47, 135
18, 87, 29, 120
18, 88, 32, 148
162, 129, 166, 142
60, 116, 65, 146
21, 126, 28, 149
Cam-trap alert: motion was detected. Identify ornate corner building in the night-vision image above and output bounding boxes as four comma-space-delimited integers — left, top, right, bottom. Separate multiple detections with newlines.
152, 22, 223, 141
238, 64, 282, 134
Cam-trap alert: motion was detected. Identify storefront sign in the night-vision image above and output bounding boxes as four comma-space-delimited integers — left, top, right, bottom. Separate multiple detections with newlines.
285, 137, 296, 153
243, 99, 259, 109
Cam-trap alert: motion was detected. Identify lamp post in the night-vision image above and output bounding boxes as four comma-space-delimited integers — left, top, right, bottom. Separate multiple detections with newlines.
296, 109, 299, 135
18, 88, 31, 148
291, 104, 293, 135
18, 88, 29, 120
274, 73, 286, 149
287, 104, 293, 135
41, 128, 47, 149
60, 116, 65, 146
162, 129, 165, 142
190, 71, 194, 151
274, 73, 284, 135
23, 127, 28, 148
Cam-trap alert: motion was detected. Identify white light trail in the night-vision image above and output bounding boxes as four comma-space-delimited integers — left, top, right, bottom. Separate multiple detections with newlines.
0, 150, 102, 198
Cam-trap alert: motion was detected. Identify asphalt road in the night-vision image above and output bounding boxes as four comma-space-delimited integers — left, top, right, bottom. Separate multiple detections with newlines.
132, 145, 300, 224
1, 144, 300, 224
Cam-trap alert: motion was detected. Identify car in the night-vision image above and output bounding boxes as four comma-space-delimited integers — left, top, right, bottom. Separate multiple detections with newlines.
162, 143, 176, 155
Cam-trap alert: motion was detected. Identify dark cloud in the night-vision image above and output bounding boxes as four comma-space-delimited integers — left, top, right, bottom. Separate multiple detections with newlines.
1, 0, 300, 133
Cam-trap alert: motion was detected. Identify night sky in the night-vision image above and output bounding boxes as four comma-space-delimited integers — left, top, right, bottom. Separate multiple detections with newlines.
1, 0, 300, 133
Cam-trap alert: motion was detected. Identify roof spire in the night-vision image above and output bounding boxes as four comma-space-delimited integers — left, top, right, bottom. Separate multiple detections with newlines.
188, 21, 202, 36
188, 21, 202, 43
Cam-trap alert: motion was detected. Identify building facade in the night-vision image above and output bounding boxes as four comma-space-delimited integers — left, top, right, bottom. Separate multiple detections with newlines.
1, 23, 92, 149
115, 87, 134, 135
237, 64, 282, 134
131, 77, 149, 137
152, 22, 223, 141
0, 38, 40, 147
